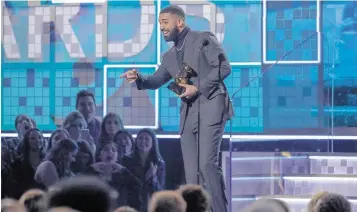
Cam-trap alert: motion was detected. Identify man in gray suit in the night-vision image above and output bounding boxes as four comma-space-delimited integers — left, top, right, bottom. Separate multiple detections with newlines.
121, 6, 234, 212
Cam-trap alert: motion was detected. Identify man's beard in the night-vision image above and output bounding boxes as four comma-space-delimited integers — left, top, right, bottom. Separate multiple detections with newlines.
163, 26, 179, 42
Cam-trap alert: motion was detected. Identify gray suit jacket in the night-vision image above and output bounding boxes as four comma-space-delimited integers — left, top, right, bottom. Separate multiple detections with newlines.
136, 30, 234, 134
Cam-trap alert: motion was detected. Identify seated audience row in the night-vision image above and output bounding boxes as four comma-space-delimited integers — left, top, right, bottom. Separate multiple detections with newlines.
2, 89, 166, 212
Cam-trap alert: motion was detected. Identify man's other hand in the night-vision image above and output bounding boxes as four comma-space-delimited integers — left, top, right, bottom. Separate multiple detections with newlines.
178, 83, 198, 98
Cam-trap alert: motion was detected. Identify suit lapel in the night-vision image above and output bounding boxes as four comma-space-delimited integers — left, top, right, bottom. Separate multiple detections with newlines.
165, 48, 181, 77
183, 31, 200, 73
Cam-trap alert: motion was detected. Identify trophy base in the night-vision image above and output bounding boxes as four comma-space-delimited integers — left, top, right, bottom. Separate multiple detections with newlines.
167, 82, 186, 95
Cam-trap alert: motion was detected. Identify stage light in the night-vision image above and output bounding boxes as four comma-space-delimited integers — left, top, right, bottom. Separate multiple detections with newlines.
309, 156, 357, 160
283, 176, 357, 181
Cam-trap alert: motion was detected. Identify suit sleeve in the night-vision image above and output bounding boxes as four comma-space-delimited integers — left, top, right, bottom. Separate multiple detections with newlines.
199, 33, 231, 98
136, 62, 172, 90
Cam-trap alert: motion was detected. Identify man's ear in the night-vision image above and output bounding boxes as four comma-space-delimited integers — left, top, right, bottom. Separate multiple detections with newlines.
176, 16, 184, 28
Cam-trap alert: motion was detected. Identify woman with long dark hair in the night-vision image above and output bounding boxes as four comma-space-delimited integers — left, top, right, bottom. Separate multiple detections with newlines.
47, 129, 70, 152
121, 128, 165, 212
113, 130, 135, 163
72, 141, 95, 174
35, 138, 78, 188
86, 141, 142, 210
97, 113, 124, 146
3, 128, 46, 199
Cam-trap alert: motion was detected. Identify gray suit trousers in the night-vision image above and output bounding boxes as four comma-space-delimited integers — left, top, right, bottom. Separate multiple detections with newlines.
180, 108, 228, 212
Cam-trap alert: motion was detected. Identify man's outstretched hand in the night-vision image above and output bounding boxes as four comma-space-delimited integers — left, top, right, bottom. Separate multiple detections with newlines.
120, 69, 138, 83
178, 83, 198, 98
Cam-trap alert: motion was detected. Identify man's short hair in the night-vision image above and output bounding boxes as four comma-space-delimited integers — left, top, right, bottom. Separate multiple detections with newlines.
47, 176, 118, 212
308, 191, 329, 212
177, 184, 210, 212
19, 189, 46, 212
114, 206, 138, 212
317, 193, 351, 212
149, 191, 187, 212
244, 198, 290, 212
160, 6, 185, 20
76, 90, 96, 108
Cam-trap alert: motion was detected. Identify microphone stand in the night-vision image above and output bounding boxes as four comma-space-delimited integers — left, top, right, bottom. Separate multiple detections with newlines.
197, 40, 209, 184
324, 18, 337, 152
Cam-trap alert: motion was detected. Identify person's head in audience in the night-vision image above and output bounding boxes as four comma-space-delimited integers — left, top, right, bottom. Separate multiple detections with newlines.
15, 115, 36, 140
149, 190, 187, 212
1, 198, 19, 209
47, 176, 117, 212
19, 189, 46, 212
48, 129, 70, 152
177, 184, 210, 212
1, 198, 27, 212
99, 113, 124, 144
244, 198, 290, 212
308, 191, 329, 212
114, 206, 138, 212
76, 90, 96, 124
99, 141, 118, 163
316, 193, 351, 212
72, 141, 94, 173
63, 112, 87, 140
18, 128, 46, 160
134, 128, 163, 164
48, 207, 80, 212
113, 130, 134, 161
45, 138, 78, 177
15, 115, 36, 137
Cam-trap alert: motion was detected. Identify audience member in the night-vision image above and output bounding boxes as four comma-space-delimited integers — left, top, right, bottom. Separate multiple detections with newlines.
308, 191, 329, 212
72, 141, 95, 174
19, 189, 46, 212
7, 115, 36, 149
244, 198, 290, 212
148, 191, 186, 212
1, 198, 27, 212
47, 129, 70, 152
48, 207, 81, 212
114, 206, 138, 212
47, 176, 117, 212
177, 184, 210, 212
62, 111, 95, 154
316, 193, 351, 212
35, 138, 78, 188
97, 112, 124, 147
3, 128, 46, 199
76, 90, 101, 142
2, 115, 36, 178
113, 130, 135, 162
122, 128, 165, 212
86, 141, 142, 210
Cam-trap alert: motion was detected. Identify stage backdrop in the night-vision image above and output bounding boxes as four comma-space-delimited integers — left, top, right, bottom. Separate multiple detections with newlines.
1, 0, 356, 134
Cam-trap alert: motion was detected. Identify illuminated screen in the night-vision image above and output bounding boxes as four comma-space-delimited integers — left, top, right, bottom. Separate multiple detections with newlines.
2, 0, 356, 134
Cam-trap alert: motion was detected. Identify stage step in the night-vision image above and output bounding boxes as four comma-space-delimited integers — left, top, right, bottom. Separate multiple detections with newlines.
226, 153, 357, 176
231, 174, 357, 196
231, 196, 357, 212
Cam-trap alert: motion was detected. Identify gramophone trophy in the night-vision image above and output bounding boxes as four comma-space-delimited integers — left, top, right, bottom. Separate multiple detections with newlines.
167, 63, 197, 96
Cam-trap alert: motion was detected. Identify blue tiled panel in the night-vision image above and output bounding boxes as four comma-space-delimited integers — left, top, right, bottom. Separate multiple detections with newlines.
2, 69, 51, 131
266, 1, 318, 61
225, 66, 264, 133
106, 67, 157, 127
263, 65, 320, 130
218, 3, 261, 63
